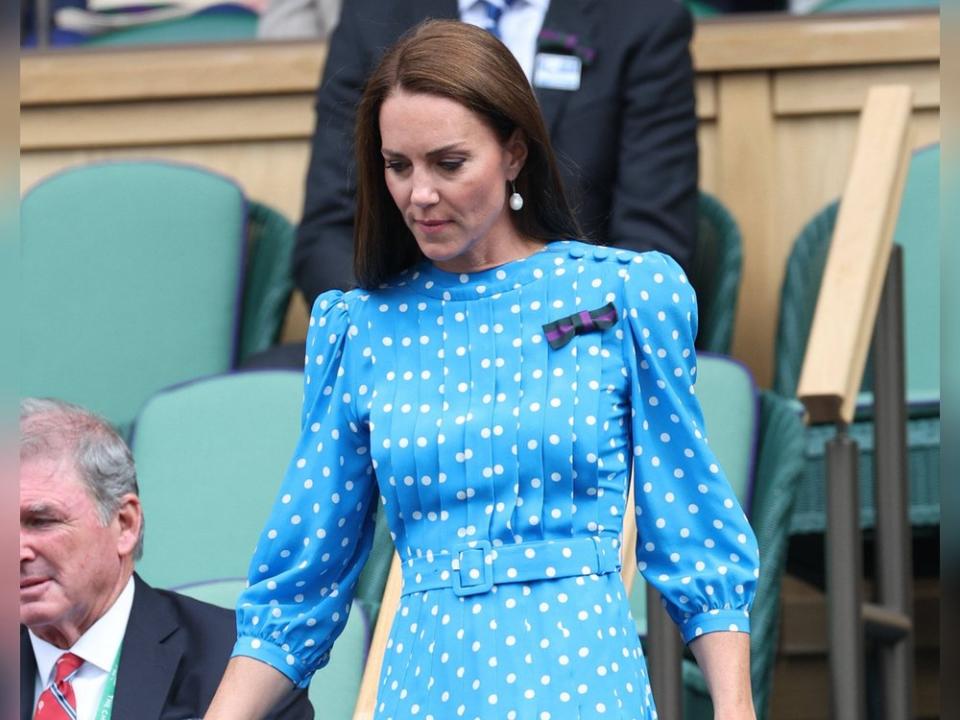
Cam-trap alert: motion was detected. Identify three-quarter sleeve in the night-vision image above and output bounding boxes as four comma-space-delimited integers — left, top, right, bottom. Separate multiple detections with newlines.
623, 252, 759, 644
233, 290, 378, 687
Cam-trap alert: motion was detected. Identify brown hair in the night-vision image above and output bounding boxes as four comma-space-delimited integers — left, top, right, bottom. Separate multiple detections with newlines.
353, 19, 582, 288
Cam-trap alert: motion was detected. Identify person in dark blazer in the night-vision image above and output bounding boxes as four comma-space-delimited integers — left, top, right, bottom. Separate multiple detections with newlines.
293, 0, 699, 305
18, 398, 312, 720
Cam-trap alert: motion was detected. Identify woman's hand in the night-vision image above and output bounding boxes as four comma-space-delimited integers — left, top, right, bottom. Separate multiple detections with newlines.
688, 631, 757, 720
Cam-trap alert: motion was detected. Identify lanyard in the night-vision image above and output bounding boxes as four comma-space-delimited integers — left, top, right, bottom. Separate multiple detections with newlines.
94, 646, 122, 720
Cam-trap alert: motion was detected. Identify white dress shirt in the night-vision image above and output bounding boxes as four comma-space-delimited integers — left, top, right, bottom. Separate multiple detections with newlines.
30, 576, 135, 720
459, 0, 551, 81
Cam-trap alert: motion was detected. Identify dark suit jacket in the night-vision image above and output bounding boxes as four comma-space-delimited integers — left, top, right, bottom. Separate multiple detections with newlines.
20, 574, 313, 720
293, 0, 699, 304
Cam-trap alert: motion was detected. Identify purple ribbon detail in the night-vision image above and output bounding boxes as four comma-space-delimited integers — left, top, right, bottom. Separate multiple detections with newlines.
542, 301, 618, 350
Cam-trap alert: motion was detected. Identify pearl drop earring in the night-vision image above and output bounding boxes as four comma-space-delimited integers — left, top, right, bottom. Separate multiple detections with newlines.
509, 181, 524, 211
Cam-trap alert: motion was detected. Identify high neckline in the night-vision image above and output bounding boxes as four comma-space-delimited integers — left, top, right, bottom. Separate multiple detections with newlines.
394, 240, 584, 300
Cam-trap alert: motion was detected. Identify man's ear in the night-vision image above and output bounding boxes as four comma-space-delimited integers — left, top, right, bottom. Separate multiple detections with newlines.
114, 493, 142, 558
504, 128, 529, 181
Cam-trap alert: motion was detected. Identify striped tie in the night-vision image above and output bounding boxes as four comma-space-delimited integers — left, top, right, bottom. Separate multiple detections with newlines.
35, 653, 83, 720
477, 0, 516, 39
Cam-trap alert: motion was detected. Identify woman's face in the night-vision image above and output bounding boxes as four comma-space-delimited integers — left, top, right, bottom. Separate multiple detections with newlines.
379, 89, 530, 273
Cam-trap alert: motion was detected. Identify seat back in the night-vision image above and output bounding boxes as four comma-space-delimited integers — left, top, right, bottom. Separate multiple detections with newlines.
629, 354, 759, 634
689, 192, 743, 354
810, 0, 937, 12
21, 160, 247, 432
239, 200, 297, 362
774, 144, 940, 409
82, 8, 258, 46
174, 577, 367, 719
131, 370, 303, 587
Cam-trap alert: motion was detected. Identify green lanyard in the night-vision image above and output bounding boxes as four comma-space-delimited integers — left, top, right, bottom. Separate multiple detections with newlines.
94, 646, 122, 720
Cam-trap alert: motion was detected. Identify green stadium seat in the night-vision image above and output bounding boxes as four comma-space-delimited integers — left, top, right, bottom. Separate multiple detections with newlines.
174, 577, 367, 719
809, 0, 938, 13
21, 160, 295, 434
131, 370, 304, 586
82, 10, 257, 47
690, 191, 744, 355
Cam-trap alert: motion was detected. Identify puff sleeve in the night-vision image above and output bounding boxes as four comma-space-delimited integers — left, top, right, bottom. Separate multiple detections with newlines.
232, 290, 378, 687
623, 252, 759, 644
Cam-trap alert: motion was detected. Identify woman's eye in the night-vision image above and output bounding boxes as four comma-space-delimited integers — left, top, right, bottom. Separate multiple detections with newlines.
385, 160, 409, 172
438, 160, 464, 172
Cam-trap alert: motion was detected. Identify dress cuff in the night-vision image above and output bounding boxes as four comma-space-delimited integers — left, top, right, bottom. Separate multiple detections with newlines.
679, 608, 751, 645
231, 636, 327, 689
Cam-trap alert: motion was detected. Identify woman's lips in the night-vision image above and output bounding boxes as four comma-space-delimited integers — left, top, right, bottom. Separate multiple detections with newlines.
415, 219, 451, 235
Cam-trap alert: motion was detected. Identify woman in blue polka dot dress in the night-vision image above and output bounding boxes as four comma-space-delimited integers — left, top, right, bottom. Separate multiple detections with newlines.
206, 20, 759, 720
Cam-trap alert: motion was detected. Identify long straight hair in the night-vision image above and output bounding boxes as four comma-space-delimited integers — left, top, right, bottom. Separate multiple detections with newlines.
353, 19, 582, 289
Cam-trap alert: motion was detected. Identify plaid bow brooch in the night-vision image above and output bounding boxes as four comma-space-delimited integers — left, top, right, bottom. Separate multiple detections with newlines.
542, 302, 618, 350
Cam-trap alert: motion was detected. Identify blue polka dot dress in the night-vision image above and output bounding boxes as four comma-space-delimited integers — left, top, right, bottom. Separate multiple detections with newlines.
233, 241, 759, 719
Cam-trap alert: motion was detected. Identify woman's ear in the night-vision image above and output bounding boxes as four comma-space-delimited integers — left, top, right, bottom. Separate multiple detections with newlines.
504, 128, 528, 181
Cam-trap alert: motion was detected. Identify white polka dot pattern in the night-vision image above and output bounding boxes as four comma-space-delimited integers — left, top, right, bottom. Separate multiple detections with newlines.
232, 241, 759, 719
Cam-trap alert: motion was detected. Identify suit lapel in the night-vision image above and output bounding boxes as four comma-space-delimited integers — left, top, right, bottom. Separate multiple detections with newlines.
111, 575, 183, 720
535, 0, 600, 134
20, 627, 36, 720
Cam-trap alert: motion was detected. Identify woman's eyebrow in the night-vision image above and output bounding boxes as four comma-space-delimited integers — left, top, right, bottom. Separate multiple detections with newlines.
381, 143, 467, 158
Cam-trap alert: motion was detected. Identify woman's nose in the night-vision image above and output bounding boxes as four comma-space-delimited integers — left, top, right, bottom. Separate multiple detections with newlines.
410, 172, 439, 207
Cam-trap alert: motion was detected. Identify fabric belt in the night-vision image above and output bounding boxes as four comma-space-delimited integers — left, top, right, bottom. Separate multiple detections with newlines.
400, 535, 622, 598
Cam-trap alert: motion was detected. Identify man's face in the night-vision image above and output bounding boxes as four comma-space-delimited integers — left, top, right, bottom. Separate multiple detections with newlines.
19, 457, 131, 647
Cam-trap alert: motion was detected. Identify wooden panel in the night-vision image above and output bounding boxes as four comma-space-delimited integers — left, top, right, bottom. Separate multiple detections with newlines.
19, 13, 938, 106
717, 73, 778, 387
692, 11, 939, 71
774, 62, 940, 115
798, 85, 912, 424
21, 42, 326, 105
21, 95, 314, 150
695, 75, 717, 120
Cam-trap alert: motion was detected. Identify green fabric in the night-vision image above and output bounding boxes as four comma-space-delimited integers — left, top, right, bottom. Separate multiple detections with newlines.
132, 370, 304, 587
811, 0, 937, 12
773, 202, 838, 400
690, 192, 743, 355
353, 507, 395, 627
21, 161, 246, 431
174, 577, 366, 720
791, 416, 941, 533
629, 355, 758, 635
83, 12, 257, 47
683, 391, 806, 720
685, 0, 722, 16
892, 144, 939, 402
239, 200, 296, 362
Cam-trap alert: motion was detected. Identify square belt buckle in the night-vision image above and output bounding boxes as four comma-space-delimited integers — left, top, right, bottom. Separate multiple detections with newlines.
451, 540, 493, 597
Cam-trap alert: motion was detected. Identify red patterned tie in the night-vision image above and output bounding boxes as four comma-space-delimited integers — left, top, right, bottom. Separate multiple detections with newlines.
35, 652, 84, 720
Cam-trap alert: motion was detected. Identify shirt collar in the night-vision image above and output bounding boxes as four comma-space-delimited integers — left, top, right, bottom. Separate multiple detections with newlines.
29, 575, 135, 683
459, 0, 551, 14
